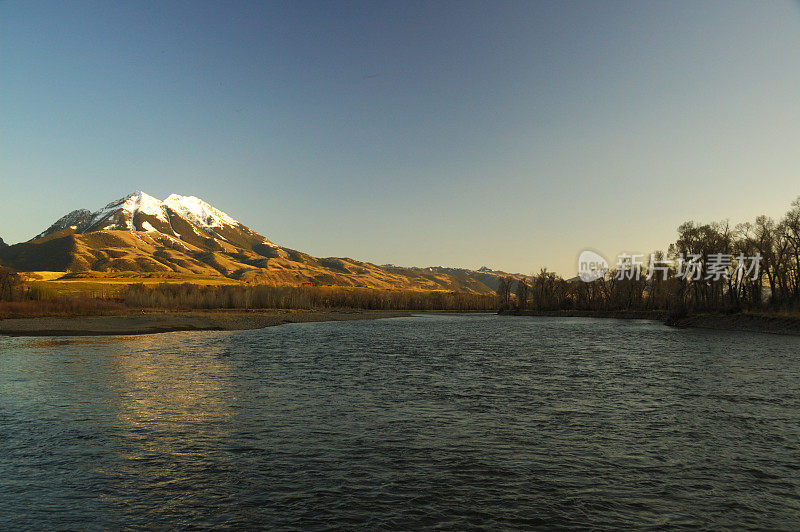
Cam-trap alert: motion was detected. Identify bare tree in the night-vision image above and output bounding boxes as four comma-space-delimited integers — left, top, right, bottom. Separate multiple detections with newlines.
496, 276, 513, 310
0, 267, 21, 301
516, 279, 529, 310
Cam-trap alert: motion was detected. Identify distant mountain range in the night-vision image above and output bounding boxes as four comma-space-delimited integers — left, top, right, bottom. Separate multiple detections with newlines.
0, 192, 523, 293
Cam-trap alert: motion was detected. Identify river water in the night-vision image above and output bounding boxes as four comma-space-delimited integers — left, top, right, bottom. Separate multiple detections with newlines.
1, 314, 799, 529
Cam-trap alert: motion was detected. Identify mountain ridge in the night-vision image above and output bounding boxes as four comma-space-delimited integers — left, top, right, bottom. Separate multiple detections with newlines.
0, 192, 524, 293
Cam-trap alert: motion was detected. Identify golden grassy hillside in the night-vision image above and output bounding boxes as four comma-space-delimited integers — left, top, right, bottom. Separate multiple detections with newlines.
2, 206, 526, 294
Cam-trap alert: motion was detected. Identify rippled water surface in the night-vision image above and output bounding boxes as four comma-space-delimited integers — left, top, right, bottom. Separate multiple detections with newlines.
2, 314, 800, 529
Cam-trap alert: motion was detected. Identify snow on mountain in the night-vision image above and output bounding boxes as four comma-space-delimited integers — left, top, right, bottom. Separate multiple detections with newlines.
88, 191, 168, 230
124, 191, 169, 222
163, 194, 239, 229
26, 191, 279, 258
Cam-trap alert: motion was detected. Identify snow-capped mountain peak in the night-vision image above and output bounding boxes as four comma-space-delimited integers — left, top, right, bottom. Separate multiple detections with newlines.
34, 192, 248, 242
86, 191, 169, 231
122, 191, 169, 222
163, 194, 239, 229
6, 191, 505, 294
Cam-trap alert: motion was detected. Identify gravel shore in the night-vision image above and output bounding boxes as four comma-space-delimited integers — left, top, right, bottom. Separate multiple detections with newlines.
0, 309, 411, 336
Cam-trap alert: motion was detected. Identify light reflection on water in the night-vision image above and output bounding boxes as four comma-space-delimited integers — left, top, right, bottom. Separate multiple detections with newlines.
1, 314, 799, 529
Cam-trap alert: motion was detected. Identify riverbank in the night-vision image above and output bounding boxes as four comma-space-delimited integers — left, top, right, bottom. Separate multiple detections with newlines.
501, 309, 800, 336
500, 309, 668, 320
665, 312, 800, 336
0, 309, 411, 336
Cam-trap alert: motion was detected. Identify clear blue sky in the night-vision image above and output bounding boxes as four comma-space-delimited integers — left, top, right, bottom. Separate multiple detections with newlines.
2, 0, 799, 275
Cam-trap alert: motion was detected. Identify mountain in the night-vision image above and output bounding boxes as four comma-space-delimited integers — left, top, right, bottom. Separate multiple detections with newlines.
0, 192, 522, 292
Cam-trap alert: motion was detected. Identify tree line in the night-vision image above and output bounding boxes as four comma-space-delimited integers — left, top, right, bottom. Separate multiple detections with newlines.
0, 266, 124, 318
125, 283, 498, 312
1, 266, 497, 315
499, 197, 800, 315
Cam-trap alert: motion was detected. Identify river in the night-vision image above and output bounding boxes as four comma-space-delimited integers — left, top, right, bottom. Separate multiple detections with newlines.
1, 314, 798, 529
